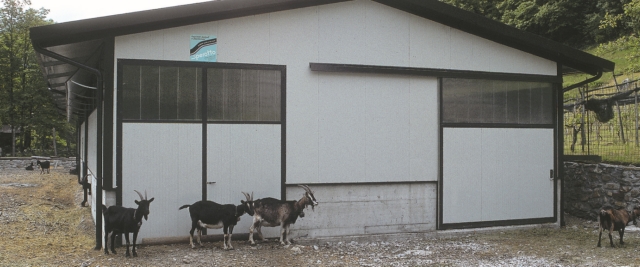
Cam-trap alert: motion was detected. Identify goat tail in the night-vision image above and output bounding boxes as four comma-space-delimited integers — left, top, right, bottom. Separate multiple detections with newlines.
179, 204, 190, 210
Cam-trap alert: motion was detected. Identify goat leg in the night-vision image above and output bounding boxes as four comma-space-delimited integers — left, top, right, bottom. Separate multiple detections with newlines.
104, 232, 110, 254
227, 225, 235, 250
608, 227, 615, 247
132, 231, 139, 257
110, 232, 118, 254
279, 226, 287, 245
597, 228, 602, 247
124, 233, 131, 257
249, 220, 259, 245
257, 225, 266, 241
619, 229, 625, 245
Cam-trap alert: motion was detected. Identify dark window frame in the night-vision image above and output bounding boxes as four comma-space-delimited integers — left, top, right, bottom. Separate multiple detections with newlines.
118, 59, 284, 123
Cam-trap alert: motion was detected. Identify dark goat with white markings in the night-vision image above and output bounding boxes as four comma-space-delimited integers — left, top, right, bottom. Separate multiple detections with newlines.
597, 205, 640, 247
102, 190, 154, 257
249, 185, 317, 246
179, 192, 254, 250
36, 160, 50, 174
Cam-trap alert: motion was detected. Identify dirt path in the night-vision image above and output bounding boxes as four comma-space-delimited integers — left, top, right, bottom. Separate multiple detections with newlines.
2, 169, 640, 266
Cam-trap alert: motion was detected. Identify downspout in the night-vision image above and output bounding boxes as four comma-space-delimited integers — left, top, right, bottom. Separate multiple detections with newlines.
33, 43, 104, 251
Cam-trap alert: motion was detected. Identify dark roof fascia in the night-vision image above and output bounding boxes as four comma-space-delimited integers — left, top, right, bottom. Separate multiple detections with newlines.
372, 0, 614, 76
30, 0, 350, 48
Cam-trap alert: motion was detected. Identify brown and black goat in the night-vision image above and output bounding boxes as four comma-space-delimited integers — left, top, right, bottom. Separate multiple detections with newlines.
36, 160, 50, 174
178, 192, 254, 250
102, 190, 154, 257
597, 205, 640, 247
249, 185, 317, 246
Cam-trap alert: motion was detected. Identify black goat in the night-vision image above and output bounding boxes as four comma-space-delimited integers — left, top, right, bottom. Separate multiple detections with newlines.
78, 174, 91, 207
597, 205, 640, 247
102, 190, 154, 257
36, 160, 50, 174
25, 162, 34, 171
249, 185, 317, 245
179, 192, 254, 250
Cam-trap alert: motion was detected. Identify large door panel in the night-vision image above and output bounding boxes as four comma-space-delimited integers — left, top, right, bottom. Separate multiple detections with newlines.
442, 128, 554, 225
207, 124, 281, 234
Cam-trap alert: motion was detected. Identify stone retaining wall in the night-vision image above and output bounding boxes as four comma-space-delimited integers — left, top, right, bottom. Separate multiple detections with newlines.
0, 157, 77, 171
564, 162, 640, 220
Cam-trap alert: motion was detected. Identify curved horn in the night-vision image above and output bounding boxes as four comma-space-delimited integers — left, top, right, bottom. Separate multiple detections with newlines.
134, 190, 145, 201
242, 192, 251, 201
298, 184, 312, 193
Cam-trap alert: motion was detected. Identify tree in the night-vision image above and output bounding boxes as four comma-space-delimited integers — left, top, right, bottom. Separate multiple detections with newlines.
0, 0, 63, 156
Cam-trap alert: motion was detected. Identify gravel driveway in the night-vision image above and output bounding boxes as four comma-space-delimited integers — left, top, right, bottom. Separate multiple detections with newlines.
2, 168, 640, 267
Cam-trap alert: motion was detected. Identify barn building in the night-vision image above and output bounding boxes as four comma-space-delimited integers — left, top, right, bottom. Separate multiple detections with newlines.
30, 0, 614, 247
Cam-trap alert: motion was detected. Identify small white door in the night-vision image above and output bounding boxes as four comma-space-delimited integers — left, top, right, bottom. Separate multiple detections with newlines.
442, 128, 554, 225
207, 124, 281, 233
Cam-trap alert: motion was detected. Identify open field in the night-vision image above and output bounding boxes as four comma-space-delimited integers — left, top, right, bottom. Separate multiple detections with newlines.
4, 169, 640, 266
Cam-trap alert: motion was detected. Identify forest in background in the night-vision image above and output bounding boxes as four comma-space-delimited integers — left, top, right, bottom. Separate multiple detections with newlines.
0, 0, 639, 158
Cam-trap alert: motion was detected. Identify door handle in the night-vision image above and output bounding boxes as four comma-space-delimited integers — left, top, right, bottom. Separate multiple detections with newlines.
549, 169, 554, 180
207, 182, 216, 185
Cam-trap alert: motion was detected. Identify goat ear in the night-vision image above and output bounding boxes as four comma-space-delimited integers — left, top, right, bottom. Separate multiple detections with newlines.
148, 198, 154, 203
135, 200, 140, 205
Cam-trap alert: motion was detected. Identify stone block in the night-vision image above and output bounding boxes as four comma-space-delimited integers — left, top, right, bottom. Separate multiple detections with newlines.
605, 183, 620, 190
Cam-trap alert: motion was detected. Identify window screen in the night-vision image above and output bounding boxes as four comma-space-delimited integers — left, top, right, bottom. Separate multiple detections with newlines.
206, 69, 281, 122
120, 62, 281, 122
122, 65, 202, 121
442, 78, 553, 125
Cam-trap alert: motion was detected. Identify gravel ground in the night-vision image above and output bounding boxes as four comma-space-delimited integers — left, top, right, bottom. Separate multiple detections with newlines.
3, 168, 640, 266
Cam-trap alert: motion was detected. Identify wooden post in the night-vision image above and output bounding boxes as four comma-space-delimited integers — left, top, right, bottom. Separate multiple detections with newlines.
613, 74, 626, 144
52, 127, 57, 157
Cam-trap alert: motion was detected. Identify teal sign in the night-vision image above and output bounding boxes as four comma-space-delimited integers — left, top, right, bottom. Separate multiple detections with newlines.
190, 35, 217, 62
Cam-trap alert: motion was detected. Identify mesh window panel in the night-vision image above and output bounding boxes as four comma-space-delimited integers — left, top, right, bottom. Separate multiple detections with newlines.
242, 70, 260, 121
223, 69, 242, 121
140, 66, 160, 120
259, 70, 281, 121
159, 66, 178, 120
207, 68, 223, 120
122, 65, 141, 120
443, 78, 553, 125
177, 67, 201, 120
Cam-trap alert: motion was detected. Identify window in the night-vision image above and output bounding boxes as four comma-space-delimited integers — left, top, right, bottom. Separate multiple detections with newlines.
120, 61, 282, 122
442, 78, 553, 125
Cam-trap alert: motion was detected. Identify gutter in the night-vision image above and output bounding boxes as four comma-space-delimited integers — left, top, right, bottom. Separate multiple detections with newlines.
562, 69, 603, 93
32, 43, 104, 251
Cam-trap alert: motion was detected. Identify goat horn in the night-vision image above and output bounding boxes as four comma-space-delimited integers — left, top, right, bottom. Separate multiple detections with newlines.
242, 192, 250, 201
298, 184, 311, 193
251, 192, 253, 201
134, 190, 144, 201
145, 190, 148, 200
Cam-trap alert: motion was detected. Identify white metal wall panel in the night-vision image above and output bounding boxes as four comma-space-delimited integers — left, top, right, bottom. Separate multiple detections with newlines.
114, 0, 558, 185
87, 110, 97, 174
122, 123, 202, 240
443, 128, 554, 224
207, 124, 281, 234
289, 183, 437, 238
410, 78, 439, 181
313, 74, 438, 184
442, 128, 483, 223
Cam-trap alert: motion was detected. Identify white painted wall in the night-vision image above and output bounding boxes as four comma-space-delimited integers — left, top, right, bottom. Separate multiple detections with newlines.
121, 123, 202, 240
111, 0, 560, 236
87, 110, 97, 175
114, 0, 555, 185
442, 128, 555, 224
207, 124, 281, 235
